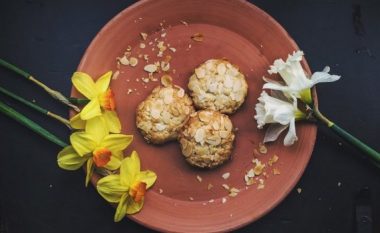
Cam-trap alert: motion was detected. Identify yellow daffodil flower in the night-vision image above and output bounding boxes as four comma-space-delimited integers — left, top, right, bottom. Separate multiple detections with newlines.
96, 151, 157, 222
71, 71, 121, 131
57, 117, 133, 186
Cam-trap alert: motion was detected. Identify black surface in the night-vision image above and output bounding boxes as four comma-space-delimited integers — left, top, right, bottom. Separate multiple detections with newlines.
0, 0, 379, 232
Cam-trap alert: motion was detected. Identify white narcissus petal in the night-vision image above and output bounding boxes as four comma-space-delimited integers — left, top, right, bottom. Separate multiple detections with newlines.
310, 66, 341, 85
264, 124, 289, 143
264, 51, 340, 103
284, 118, 298, 146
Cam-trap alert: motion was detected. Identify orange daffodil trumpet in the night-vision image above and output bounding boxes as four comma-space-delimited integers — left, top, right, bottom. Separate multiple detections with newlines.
70, 71, 121, 133
56, 70, 157, 221
97, 151, 157, 222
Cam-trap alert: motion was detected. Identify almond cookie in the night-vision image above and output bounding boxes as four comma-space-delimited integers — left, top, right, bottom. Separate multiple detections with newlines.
178, 110, 235, 168
136, 76, 195, 144
188, 59, 248, 114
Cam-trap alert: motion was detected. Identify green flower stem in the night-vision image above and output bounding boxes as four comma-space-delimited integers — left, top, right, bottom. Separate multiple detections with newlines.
69, 97, 90, 105
0, 58, 80, 112
313, 106, 380, 164
0, 100, 68, 148
0, 86, 71, 129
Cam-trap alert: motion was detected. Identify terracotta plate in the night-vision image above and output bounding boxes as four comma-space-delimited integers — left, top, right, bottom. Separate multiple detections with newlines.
73, 0, 317, 232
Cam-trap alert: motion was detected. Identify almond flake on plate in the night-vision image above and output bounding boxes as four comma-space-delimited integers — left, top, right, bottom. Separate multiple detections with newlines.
129, 57, 138, 67
140, 32, 148, 40
222, 172, 230, 180
191, 33, 204, 42
258, 142, 267, 154
273, 168, 281, 175
144, 64, 158, 73
196, 175, 202, 182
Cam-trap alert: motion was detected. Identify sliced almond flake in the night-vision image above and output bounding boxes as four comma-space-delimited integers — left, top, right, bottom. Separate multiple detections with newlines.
207, 183, 213, 190
161, 32, 167, 38
177, 88, 185, 98
112, 70, 120, 80
189, 197, 194, 201
126, 46, 132, 51
144, 64, 158, 73
127, 88, 133, 95
229, 191, 238, 197
196, 175, 202, 182
143, 54, 149, 61
118, 56, 130, 65
159, 188, 163, 194
161, 61, 170, 72
180, 20, 188, 26
191, 33, 204, 42
208, 199, 215, 203
222, 198, 227, 204
258, 142, 268, 154
257, 184, 265, 190
169, 47, 176, 52
253, 161, 265, 176
141, 77, 150, 83
140, 32, 148, 40
273, 168, 281, 175
230, 187, 240, 193
139, 43, 146, 49
222, 172, 230, 180
160, 75, 172, 87
222, 184, 230, 190
268, 154, 279, 166
129, 57, 138, 67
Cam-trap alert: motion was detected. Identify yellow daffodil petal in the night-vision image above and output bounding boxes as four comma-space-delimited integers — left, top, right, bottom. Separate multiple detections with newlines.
85, 116, 108, 143
97, 175, 128, 203
69, 113, 85, 129
95, 71, 112, 93
72, 72, 97, 99
85, 159, 94, 187
103, 110, 121, 133
70, 132, 97, 157
57, 146, 89, 170
135, 170, 157, 189
104, 154, 122, 170
114, 193, 128, 222
101, 134, 133, 153
120, 151, 140, 187
80, 98, 101, 120
126, 197, 144, 215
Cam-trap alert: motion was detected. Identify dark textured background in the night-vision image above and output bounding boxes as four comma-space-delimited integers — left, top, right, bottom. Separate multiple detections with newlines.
0, 0, 379, 232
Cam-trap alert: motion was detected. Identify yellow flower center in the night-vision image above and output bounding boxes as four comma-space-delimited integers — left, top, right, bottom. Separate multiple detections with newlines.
92, 147, 112, 167
129, 181, 147, 203
99, 89, 116, 111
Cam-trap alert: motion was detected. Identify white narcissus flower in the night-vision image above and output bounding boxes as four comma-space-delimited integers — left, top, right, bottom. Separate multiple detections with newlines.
263, 51, 341, 104
254, 91, 306, 146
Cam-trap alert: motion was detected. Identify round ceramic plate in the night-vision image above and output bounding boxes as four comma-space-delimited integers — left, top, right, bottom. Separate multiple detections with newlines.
73, 0, 317, 232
